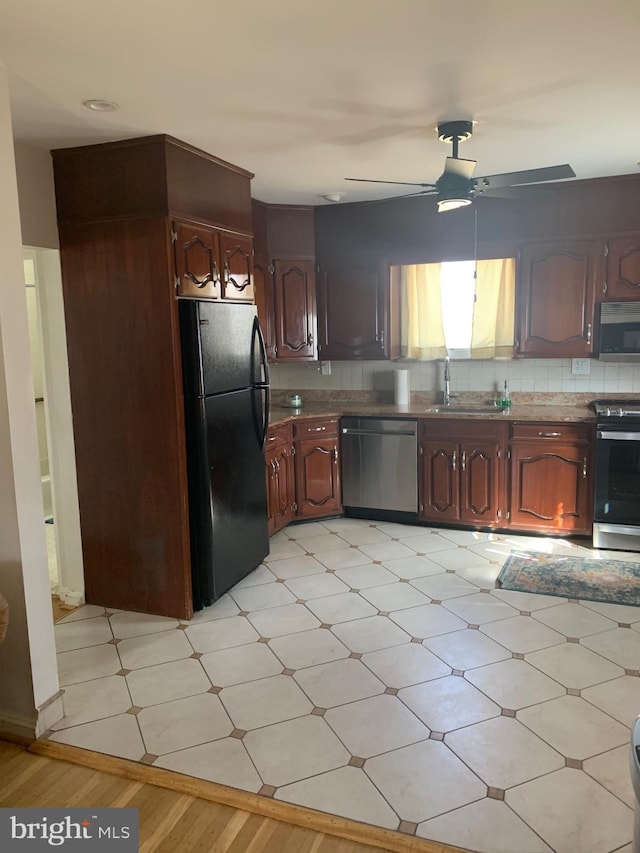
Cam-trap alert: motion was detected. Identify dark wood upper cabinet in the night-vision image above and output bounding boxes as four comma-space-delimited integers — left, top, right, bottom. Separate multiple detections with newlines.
219, 233, 254, 302
174, 221, 221, 299
318, 257, 398, 360
251, 203, 317, 362
602, 234, 640, 300
273, 259, 317, 360
52, 135, 255, 620
516, 240, 597, 357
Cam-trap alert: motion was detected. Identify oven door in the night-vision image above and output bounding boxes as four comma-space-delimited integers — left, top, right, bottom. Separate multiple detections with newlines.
594, 427, 640, 525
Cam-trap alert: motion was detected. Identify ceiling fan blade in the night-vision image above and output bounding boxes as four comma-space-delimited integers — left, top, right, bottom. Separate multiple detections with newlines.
479, 184, 552, 201
474, 164, 575, 191
360, 190, 437, 205
345, 177, 436, 188
443, 157, 476, 180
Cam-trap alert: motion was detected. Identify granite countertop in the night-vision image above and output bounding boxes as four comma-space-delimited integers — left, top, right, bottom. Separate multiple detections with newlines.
269, 400, 596, 426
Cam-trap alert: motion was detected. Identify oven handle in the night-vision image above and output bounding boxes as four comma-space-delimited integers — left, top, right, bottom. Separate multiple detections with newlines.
597, 430, 640, 441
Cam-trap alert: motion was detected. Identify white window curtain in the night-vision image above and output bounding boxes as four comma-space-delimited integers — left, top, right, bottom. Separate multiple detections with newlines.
400, 258, 515, 359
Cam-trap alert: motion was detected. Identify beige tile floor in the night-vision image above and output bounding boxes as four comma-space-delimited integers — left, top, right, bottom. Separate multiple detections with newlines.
49, 520, 640, 853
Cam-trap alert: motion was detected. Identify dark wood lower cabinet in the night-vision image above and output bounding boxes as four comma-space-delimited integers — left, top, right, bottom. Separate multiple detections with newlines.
264, 423, 295, 536
508, 422, 594, 535
265, 417, 342, 533
419, 422, 507, 527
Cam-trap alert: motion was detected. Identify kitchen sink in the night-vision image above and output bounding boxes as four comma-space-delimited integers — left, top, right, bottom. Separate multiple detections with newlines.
425, 405, 507, 415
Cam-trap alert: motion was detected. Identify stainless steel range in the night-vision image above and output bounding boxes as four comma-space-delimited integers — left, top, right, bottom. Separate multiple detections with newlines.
593, 399, 640, 551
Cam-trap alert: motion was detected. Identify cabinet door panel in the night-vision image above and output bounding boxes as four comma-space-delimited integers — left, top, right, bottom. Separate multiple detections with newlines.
420, 440, 459, 522
460, 442, 501, 525
295, 438, 341, 518
219, 233, 254, 302
174, 222, 221, 299
604, 235, 640, 300
319, 259, 388, 360
253, 255, 277, 361
509, 443, 591, 534
274, 260, 317, 360
518, 241, 596, 356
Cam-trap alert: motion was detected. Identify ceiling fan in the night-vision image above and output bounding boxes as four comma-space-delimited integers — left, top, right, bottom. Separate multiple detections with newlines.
345, 120, 575, 212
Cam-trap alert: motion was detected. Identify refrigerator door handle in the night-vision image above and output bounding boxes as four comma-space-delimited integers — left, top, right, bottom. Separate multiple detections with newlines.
251, 316, 270, 450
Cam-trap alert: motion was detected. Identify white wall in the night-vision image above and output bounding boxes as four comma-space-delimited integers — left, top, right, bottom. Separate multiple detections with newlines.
13, 140, 59, 250
0, 64, 62, 736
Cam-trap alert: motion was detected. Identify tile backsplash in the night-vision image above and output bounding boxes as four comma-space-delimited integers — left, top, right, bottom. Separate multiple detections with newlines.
271, 358, 640, 397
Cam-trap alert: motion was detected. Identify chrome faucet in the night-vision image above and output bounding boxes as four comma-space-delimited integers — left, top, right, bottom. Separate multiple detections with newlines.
443, 356, 458, 406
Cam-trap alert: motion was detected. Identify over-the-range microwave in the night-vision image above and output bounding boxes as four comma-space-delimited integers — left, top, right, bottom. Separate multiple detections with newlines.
598, 302, 640, 361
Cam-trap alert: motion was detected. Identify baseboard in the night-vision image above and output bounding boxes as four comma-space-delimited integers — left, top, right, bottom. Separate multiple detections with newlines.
56, 586, 85, 607
0, 692, 64, 739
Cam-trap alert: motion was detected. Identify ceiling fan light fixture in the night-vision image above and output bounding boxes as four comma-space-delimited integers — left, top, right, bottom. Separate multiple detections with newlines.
437, 196, 473, 213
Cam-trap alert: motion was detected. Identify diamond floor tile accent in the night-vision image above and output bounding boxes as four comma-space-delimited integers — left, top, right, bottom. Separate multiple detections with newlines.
424, 628, 511, 670
243, 715, 350, 787
50, 675, 132, 730
532, 602, 618, 638
399, 675, 500, 732
464, 657, 566, 710
305, 591, 377, 624
276, 766, 399, 829
583, 745, 635, 808
125, 658, 211, 707
361, 643, 450, 688
229, 582, 296, 612
524, 642, 625, 689
155, 738, 263, 792
505, 767, 633, 853
56, 644, 122, 687
48, 713, 146, 761
580, 627, 640, 669
517, 695, 629, 760
359, 582, 431, 612
446, 716, 564, 789
117, 628, 194, 670
51, 520, 640, 853
267, 627, 350, 670
247, 603, 321, 638
293, 657, 385, 707
219, 674, 312, 730
389, 604, 467, 639
442, 592, 518, 624
417, 796, 554, 852
54, 616, 113, 653
324, 694, 429, 758
137, 693, 233, 755
331, 615, 410, 653
200, 641, 283, 688
108, 611, 179, 639
480, 613, 566, 654
581, 675, 640, 727
365, 739, 485, 823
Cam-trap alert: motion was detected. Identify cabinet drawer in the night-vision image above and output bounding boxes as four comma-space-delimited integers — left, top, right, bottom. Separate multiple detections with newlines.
511, 422, 593, 443
267, 422, 293, 446
293, 418, 339, 439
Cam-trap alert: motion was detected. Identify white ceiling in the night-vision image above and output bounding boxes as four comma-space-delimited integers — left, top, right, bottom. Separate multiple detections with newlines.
2, 0, 640, 205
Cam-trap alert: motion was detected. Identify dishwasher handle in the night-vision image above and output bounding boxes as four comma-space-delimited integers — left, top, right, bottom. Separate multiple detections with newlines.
342, 427, 416, 438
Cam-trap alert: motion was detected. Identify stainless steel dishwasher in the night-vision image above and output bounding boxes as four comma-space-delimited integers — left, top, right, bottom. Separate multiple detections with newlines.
341, 417, 418, 517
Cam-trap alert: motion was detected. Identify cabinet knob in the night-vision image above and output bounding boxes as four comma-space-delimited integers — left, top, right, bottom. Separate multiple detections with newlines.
223, 263, 230, 284
538, 431, 561, 437
460, 450, 466, 471
308, 426, 326, 432
582, 457, 588, 478
585, 323, 592, 345
451, 450, 457, 472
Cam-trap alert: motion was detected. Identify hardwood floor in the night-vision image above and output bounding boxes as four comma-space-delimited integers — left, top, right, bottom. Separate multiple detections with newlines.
51, 595, 79, 622
0, 738, 466, 853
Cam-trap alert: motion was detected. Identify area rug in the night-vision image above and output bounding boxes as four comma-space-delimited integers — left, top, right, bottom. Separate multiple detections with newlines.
496, 550, 640, 607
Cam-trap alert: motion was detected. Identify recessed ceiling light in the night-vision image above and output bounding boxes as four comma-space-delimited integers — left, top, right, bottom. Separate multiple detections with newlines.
83, 99, 119, 112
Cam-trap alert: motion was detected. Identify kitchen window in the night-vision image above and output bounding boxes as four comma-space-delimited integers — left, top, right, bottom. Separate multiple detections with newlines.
399, 257, 516, 359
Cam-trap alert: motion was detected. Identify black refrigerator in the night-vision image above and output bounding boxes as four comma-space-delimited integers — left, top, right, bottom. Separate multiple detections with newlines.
179, 300, 270, 611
